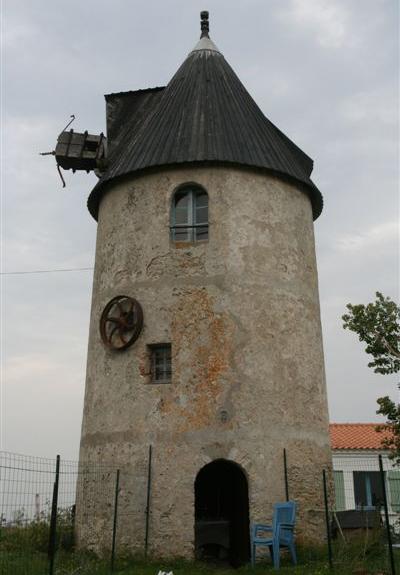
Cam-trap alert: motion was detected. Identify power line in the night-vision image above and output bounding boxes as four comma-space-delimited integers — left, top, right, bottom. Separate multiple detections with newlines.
0, 267, 94, 276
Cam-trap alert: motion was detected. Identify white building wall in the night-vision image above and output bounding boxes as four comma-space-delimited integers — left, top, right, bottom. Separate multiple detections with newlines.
332, 450, 399, 527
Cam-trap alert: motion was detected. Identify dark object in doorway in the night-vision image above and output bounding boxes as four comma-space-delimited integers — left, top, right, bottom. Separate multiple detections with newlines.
195, 459, 250, 566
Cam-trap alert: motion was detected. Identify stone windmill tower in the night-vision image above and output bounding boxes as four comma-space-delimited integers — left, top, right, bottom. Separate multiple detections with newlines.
75, 12, 331, 565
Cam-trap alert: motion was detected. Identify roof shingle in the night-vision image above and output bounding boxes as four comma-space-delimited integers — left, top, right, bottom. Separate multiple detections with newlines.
87, 17, 323, 221
330, 423, 392, 450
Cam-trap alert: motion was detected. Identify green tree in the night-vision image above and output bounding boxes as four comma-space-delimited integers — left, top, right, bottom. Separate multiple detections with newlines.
342, 291, 400, 461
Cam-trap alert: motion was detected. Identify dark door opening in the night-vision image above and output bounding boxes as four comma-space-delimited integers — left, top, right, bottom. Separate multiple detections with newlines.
194, 459, 250, 567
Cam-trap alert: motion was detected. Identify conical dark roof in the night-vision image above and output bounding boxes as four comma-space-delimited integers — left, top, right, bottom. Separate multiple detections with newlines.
88, 13, 322, 220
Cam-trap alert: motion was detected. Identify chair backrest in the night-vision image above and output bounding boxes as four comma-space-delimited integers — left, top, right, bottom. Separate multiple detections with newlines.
272, 501, 296, 531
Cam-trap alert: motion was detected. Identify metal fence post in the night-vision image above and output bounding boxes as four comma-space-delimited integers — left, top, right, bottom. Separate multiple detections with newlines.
110, 469, 120, 573
48, 455, 60, 575
323, 469, 333, 569
144, 445, 152, 558
283, 448, 289, 501
379, 454, 396, 575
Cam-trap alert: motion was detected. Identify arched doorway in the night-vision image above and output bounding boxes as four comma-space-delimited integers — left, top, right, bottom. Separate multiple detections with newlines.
194, 459, 250, 566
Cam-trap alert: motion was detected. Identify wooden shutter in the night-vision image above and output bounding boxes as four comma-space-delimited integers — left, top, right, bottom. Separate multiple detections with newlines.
334, 470, 346, 511
388, 471, 400, 513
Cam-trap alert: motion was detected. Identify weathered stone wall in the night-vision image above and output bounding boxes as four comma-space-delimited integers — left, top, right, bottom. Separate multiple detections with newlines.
78, 165, 332, 558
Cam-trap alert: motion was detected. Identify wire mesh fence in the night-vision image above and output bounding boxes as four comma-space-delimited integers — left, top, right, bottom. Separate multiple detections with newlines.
0, 452, 121, 575
330, 452, 400, 573
0, 452, 56, 574
0, 448, 399, 574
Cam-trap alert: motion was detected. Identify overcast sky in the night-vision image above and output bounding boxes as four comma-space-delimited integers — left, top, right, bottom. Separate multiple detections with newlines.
1, 0, 399, 460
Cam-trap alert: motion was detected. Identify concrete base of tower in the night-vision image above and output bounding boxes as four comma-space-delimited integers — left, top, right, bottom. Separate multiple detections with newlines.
75, 438, 333, 563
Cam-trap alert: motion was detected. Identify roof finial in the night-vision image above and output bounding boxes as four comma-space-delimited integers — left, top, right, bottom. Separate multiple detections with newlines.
200, 11, 209, 38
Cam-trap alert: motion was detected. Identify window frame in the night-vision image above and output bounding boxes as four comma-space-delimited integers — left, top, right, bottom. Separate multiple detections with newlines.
149, 343, 172, 384
353, 470, 385, 510
170, 185, 209, 242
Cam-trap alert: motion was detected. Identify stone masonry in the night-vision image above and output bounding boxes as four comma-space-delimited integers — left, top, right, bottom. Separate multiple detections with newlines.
77, 165, 332, 558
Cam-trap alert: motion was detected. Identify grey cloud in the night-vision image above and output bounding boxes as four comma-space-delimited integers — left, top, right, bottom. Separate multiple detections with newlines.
2, 0, 398, 459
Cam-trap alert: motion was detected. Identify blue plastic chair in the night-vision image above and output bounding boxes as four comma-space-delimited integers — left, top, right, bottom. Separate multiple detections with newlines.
251, 501, 297, 569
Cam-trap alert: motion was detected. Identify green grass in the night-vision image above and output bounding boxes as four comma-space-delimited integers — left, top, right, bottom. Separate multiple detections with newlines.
2, 508, 399, 574
1, 547, 399, 575
1, 529, 399, 575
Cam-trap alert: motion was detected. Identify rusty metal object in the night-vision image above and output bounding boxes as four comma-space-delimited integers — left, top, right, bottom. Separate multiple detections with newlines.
100, 296, 143, 351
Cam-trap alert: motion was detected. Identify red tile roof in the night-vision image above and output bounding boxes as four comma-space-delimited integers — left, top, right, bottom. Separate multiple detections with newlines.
330, 423, 392, 450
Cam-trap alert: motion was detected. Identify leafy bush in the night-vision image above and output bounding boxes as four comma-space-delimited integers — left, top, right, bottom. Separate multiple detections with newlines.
0, 505, 75, 553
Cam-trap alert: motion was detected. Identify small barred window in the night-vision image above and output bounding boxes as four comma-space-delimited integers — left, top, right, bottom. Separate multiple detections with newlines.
150, 344, 172, 384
